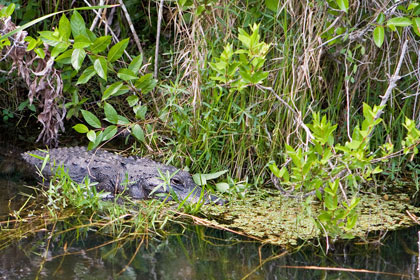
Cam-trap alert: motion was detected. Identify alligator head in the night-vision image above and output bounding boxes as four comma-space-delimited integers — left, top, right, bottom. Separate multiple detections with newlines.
119, 158, 225, 205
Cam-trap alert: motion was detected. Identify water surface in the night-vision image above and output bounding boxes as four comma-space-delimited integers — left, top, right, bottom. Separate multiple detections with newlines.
1, 166, 419, 279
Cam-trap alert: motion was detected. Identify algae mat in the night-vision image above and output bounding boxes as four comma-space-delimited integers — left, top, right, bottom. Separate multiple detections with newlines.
198, 190, 420, 246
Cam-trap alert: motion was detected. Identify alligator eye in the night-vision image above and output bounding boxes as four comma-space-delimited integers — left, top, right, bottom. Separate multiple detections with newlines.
171, 178, 183, 186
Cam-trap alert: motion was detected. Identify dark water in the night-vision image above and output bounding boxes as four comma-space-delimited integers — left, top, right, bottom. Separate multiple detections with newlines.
1, 173, 420, 279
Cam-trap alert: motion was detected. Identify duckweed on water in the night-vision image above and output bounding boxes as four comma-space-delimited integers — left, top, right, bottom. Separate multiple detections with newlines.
199, 190, 420, 246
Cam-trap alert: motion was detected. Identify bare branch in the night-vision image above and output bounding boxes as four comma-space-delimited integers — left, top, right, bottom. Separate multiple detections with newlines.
118, 0, 144, 58
154, 0, 164, 79
374, 39, 409, 121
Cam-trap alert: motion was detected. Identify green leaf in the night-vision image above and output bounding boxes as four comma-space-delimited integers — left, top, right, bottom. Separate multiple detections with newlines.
25, 36, 39, 51
89, 35, 111, 54
55, 49, 73, 64
128, 54, 143, 73
336, 0, 348, 13
134, 73, 157, 94
413, 18, 420, 37
51, 41, 69, 58
134, 105, 147, 120
132, 124, 145, 143
81, 110, 102, 128
87, 130, 96, 142
87, 131, 104, 150
76, 66, 96, 85
103, 102, 118, 124
71, 48, 86, 71
94, 57, 107, 81
387, 17, 412, 27
70, 11, 86, 38
265, 0, 279, 12
193, 170, 228, 186
408, 3, 419, 11
324, 193, 337, 211
38, 31, 61, 46
34, 48, 45, 59
117, 115, 130, 125
203, 170, 228, 180
4, 3, 15, 17
346, 139, 361, 150
126, 95, 139, 107
102, 125, 118, 141
107, 38, 129, 62
117, 68, 138, 81
73, 123, 89, 133
58, 14, 71, 41
238, 28, 251, 49
73, 34, 91, 49
377, 13, 385, 25
102, 81, 124, 101
85, 29, 97, 42
269, 162, 281, 177
215, 182, 230, 193
112, 85, 129, 97
373, 26, 384, 47
346, 213, 358, 229
196, 5, 205, 16
192, 174, 207, 186
414, 5, 420, 16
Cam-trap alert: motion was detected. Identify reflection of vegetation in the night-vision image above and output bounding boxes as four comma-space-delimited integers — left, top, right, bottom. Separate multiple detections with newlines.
1, 221, 418, 279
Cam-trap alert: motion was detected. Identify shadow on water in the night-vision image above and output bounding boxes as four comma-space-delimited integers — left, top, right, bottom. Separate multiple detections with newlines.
1, 154, 420, 279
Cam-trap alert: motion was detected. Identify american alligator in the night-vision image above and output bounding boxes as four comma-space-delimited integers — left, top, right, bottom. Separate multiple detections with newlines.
21, 147, 224, 205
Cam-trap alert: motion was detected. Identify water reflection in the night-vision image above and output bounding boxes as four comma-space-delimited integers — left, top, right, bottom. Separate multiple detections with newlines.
1, 224, 419, 279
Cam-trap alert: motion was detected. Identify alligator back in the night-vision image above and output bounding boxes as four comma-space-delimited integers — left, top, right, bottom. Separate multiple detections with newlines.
21, 147, 220, 204
22, 146, 124, 183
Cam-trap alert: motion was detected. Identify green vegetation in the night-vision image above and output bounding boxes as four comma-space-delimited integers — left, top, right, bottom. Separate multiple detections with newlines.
2, 0, 420, 245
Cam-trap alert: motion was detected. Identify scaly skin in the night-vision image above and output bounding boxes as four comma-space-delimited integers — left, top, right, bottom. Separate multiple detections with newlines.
21, 147, 224, 205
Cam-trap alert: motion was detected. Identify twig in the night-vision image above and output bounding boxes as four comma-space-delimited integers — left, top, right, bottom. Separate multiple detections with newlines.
89, 0, 104, 31
257, 84, 314, 142
374, 39, 409, 121
275, 265, 410, 278
371, 138, 420, 163
344, 57, 352, 141
154, 0, 164, 79
118, 0, 144, 58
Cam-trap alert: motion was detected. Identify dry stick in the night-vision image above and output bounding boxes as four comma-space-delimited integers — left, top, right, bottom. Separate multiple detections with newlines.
89, 0, 104, 31
374, 39, 409, 122
344, 57, 352, 141
257, 84, 314, 142
241, 251, 288, 280
147, 0, 165, 114
118, 235, 145, 276
154, 0, 164, 79
275, 266, 410, 278
118, 0, 144, 58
